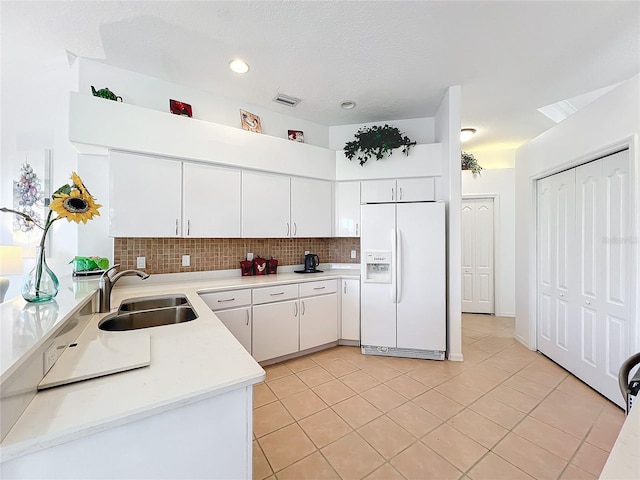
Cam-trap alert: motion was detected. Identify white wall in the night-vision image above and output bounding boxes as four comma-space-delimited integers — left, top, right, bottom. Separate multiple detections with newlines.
1, 52, 81, 301
465, 149, 516, 169
435, 85, 463, 361
462, 169, 515, 317
514, 74, 639, 349
329, 117, 435, 151
79, 59, 330, 148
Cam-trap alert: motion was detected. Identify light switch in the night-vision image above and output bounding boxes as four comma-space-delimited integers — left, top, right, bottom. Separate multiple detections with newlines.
247, 253, 254, 261
136, 257, 146, 269
350, 250, 357, 259
182, 255, 190, 267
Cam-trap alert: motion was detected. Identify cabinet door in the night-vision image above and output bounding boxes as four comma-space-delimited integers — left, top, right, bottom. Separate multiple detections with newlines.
340, 279, 360, 342
335, 182, 361, 237
360, 179, 396, 204
215, 307, 252, 354
183, 163, 241, 238
291, 177, 332, 237
109, 151, 182, 237
299, 294, 338, 351
396, 178, 435, 202
242, 171, 290, 238
252, 300, 299, 362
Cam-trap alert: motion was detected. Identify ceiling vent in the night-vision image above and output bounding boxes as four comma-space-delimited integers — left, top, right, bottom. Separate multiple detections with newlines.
273, 93, 301, 107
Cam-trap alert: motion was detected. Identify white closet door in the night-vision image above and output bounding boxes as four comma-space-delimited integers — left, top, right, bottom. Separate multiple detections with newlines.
536, 149, 631, 407
536, 170, 576, 370
574, 151, 630, 404
461, 198, 494, 314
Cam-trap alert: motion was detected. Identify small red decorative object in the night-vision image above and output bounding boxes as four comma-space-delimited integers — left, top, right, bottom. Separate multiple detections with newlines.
253, 257, 267, 275
170, 99, 192, 117
266, 258, 278, 274
240, 260, 253, 276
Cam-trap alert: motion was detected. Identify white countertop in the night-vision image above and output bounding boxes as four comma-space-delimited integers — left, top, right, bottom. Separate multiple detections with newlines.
0, 266, 359, 462
0, 276, 99, 381
600, 404, 640, 480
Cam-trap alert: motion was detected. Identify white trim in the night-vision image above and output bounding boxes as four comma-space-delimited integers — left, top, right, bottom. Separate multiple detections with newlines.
447, 352, 464, 362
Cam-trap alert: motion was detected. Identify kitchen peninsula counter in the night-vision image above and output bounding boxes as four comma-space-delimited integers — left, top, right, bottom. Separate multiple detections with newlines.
0, 266, 359, 479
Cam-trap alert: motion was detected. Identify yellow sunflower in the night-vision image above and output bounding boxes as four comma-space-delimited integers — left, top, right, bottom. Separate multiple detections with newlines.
50, 188, 101, 224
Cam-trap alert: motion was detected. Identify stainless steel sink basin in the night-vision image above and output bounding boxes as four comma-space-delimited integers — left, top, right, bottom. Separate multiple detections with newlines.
99, 306, 198, 331
118, 295, 189, 313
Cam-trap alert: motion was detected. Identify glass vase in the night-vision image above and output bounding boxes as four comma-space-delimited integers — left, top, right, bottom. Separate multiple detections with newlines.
22, 246, 59, 303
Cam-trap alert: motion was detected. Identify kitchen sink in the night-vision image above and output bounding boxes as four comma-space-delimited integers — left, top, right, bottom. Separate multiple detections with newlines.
118, 295, 189, 312
99, 306, 198, 331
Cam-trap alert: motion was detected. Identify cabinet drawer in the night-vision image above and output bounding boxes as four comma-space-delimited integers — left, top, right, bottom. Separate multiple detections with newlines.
299, 279, 337, 298
252, 284, 298, 304
200, 289, 252, 310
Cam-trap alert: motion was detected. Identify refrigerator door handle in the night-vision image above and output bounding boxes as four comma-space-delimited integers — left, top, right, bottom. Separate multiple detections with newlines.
397, 228, 402, 303
391, 228, 397, 303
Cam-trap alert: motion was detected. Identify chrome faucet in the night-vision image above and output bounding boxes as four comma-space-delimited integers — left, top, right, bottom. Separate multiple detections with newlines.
98, 265, 150, 313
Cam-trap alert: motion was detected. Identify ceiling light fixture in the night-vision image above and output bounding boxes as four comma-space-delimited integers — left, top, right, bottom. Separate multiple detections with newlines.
341, 101, 356, 110
460, 128, 477, 142
229, 59, 249, 74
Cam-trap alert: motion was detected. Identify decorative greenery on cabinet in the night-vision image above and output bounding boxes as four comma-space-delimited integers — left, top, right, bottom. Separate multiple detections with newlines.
344, 124, 416, 166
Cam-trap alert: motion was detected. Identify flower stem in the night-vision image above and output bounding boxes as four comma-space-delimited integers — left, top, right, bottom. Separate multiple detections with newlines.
35, 210, 56, 296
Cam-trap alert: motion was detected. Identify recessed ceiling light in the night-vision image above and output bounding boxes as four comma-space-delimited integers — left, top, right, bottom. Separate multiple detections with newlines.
229, 59, 249, 74
341, 101, 356, 110
460, 128, 477, 142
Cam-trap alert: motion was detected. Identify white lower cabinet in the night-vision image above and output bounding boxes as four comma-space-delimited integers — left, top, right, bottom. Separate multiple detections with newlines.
300, 294, 338, 351
252, 300, 299, 362
340, 279, 360, 343
215, 307, 252, 354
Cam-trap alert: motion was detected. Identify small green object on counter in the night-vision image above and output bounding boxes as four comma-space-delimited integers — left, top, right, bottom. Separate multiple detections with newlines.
70, 256, 110, 272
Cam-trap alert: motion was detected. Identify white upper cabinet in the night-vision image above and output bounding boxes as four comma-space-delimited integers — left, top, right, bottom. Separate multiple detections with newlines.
183, 163, 241, 238
360, 179, 396, 203
290, 177, 332, 238
242, 171, 290, 238
335, 182, 360, 237
396, 178, 435, 202
109, 151, 182, 237
360, 178, 435, 204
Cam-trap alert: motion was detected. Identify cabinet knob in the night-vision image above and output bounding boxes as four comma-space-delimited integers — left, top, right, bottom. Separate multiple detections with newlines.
585, 300, 591, 305
246, 309, 250, 326
301, 301, 305, 315
391, 188, 395, 201
399, 187, 403, 200
293, 222, 297, 236
187, 219, 190, 236
175, 219, 179, 236
287, 223, 290, 236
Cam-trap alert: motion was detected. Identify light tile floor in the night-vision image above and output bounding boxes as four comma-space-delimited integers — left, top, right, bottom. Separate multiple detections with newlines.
253, 314, 625, 480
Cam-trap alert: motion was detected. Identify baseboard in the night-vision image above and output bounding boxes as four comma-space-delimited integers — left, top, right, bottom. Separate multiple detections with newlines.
514, 333, 534, 350
448, 352, 464, 362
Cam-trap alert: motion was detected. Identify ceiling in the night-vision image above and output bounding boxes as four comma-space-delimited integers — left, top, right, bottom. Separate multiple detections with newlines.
2, 1, 639, 151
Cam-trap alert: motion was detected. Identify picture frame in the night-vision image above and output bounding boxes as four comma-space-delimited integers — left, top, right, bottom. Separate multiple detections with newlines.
240, 109, 262, 133
288, 130, 304, 143
169, 99, 193, 117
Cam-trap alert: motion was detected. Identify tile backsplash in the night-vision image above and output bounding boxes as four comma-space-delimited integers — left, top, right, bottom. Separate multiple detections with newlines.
114, 237, 360, 274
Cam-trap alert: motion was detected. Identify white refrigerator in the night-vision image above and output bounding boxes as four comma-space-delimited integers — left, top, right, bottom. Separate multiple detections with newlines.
360, 201, 446, 360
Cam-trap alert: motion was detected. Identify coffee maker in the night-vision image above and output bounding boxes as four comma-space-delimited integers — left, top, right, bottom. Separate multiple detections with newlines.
295, 253, 322, 273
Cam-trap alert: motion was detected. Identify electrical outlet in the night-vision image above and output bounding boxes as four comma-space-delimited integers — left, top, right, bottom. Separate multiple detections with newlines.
43, 343, 58, 374
136, 256, 146, 269
304, 251, 310, 255
350, 250, 357, 259
247, 253, 254, 261
182, 255, 190, 267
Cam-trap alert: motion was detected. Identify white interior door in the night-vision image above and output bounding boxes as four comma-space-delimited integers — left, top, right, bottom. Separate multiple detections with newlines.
536, 170, 576, 369
536, 150, 631, 407
461, 198, 495, 313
